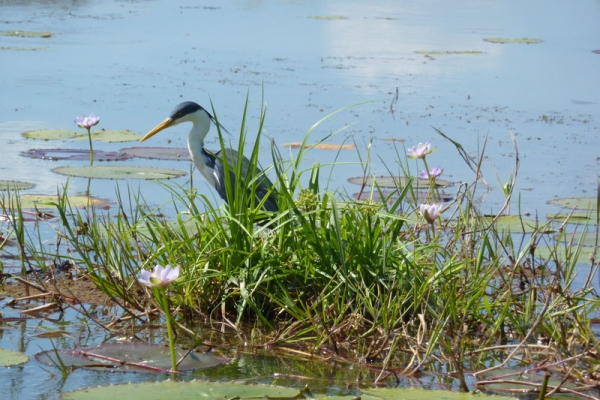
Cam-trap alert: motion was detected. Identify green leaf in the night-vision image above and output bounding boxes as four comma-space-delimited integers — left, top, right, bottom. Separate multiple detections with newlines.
0, 348, 29, 366
364, 387, 515, 400
0, 180, 35, 191
547, 197, 597, 211
23, 129, 143, 142
0, 194, 106, 209
62, 380, 301, 399
52, 166, 187, 180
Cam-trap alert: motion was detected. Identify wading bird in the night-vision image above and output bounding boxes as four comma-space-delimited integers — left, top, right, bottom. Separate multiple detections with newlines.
141, 101, 278, 212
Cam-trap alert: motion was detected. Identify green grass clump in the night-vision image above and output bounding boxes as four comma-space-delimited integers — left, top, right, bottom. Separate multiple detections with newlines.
5, 100, 600, 395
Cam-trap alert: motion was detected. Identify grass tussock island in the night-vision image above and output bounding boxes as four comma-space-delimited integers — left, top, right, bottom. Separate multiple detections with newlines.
2, 103, 599, 397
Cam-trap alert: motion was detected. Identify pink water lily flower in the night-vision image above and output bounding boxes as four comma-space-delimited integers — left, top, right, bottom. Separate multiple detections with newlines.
407, 142, 435, 159
74, 113, 100, 129
419, 203, 443, 223
418, 166, 443, 180
138, 264, 180, 289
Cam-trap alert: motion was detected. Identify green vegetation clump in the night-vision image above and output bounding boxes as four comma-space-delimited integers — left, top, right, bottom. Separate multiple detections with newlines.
3, 102, 599, 396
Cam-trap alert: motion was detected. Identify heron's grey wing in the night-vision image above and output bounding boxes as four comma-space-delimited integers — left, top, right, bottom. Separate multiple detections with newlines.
214, 149, 279, 212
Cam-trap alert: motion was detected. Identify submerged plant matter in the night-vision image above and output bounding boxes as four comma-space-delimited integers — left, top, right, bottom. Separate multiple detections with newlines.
4, 102, 600, 397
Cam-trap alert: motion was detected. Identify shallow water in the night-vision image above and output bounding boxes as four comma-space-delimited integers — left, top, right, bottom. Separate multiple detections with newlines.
0, 0, 599, 398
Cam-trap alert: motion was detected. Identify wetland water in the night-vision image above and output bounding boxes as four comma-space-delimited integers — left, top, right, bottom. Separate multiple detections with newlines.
0, 0, 599, 398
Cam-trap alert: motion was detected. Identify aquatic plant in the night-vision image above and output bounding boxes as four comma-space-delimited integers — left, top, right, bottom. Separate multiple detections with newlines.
418, 166, 443, 180
138, 264, 181, 372
74, 113, 100, 165
5, 102, 600, 397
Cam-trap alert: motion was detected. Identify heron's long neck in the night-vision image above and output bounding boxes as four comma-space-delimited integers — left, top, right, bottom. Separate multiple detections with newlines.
187, 114, 218, 187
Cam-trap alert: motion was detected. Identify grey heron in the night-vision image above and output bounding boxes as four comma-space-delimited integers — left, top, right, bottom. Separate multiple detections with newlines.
141, 101, 278, 212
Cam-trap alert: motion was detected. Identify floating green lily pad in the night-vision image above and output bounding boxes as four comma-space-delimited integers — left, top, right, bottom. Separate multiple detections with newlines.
120, 147, 191, 161
546, 212, 596, 224
52, 166, 187, 180
0, 194, 106, 210
547, 197, 597, 211
308, 15, 348, 20
23, 129, 143, 142
483, 38, 544, 44
22, 148, 132, 161
36, 343, 227, 374
535, 245, 596, 265
415, 50, 485, 55
62, 381, 303, 400
476, 215, 553, 234
0, 348, 29, 367
348, 176, 453, 189
0, 30, 53, 38
0, 46, 48, 51
364, 388, 515, 400
0, 180, 35, 191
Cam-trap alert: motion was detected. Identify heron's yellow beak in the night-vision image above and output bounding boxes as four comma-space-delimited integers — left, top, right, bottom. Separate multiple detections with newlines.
140, 117, 174, 142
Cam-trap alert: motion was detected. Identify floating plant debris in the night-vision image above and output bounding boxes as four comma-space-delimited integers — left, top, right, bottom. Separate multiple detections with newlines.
0, 46, 48, 51
308, 15, 348, 20
348, 175, 454, 189
282, 142, 355, 150
0, 30, 53, 38
120, 146, 191, 161
22, 148, 133, 162
52, 166, 187, 180
483, 38, 544, 44
415, 50, 485, 55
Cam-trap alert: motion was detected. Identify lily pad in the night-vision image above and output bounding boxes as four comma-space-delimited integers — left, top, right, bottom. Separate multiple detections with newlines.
23, 129, 143, 142
475, 215, 552, 234
0, 348, 29, 367
483, 38, 544, 44
0, 180, 35, 191
282, 142, 356, 150
63, 381, 303, 400
348, 175, 454, 189
415, 50, 485, 55
547, 197, 597, 211
546, 212, 596, 224
35, 342, 226, 373
535, 245, 595, 265
0, 30, 53, 38
120, 147, 191, 161
0, 194, 106, 210
364, 387, 514, 400
22, 148, 132, 162
52, 166, 187, 180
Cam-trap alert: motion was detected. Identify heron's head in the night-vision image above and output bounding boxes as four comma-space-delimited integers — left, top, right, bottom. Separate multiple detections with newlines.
141, 101, 212, 142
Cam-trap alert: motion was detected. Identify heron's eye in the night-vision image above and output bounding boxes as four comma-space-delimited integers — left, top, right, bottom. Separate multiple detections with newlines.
177, 112, 182, 117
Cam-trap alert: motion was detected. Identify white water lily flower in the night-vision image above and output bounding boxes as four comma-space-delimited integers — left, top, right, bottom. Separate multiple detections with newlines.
138, 264, 180, 289
419, 203, 443, 223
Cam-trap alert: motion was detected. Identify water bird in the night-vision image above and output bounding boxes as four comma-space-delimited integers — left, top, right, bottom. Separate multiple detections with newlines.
141, 101, 278, 212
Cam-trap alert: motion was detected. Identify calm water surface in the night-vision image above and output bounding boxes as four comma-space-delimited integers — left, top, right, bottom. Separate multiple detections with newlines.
0, 0, 599, 398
